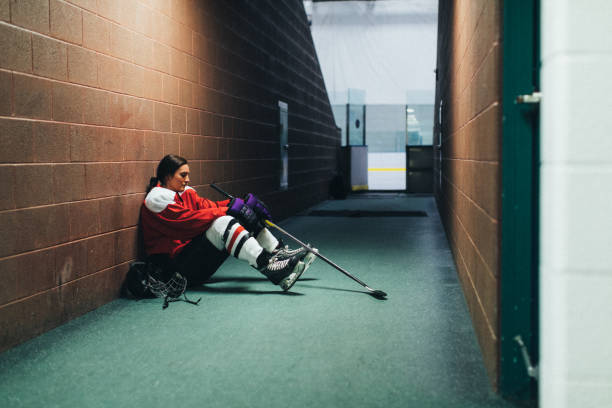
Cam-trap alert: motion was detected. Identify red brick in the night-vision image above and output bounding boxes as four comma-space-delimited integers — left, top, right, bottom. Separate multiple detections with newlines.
70, 125, 125, 162
0, 165, 15, 210
131, 2, 154, 37
0, 211, 18, 256
179, 79, 193, 107
101, 128, 126, 161
170, 20, 191, 54
120, 193, 144, 228
193, 32, 205, 60
161, 73, 179, 104
0, 249, 56, 304
33, 122, 70, 163
179, 134, 194, 159
134, 98, 154, 130
13, 164, 53, 208
200, 160, 220, 184
124, 130, 143, 160
13, 73, 52, 119
186, 108, 199, 134
143, 69, 163, 101
144, 131, 164, 160
170, 48, 188, 79
194, 84, 206, 109
193, 135, 204, 158
55, 240, 88, 284
98, 54, 123, 93
0, 24, 32, 72
32, 34, 67, 80
96, 0, 122, 24
171, 106, 186, 133
10, 0, 49, 34
170, 0, 188, 25
83, 11, 110, 54
471, 45, 501, 119
86, 233, 116, 274
163, 132, 180, 155
69, 125, 96, 161
0, 288, 62, 352
110, 22, 133, 61
149, 9, 170, 42
154, 102, 171, 132
222, 117, 233, 139
133, 33, 153, 67
187, 55, 199, 83
0, 0, 8, 21
115, 227, 138, 264
82, 88, 111, 126
0, 118, 34, 163
148, 0, 170, 16
59, 264, 125, 323
68, 199, 100, 239
122, 63, 145, 98
188, 160, 201, 186
199, 61, 212, 87
52, 82, 83, 123
208, 135, 221, 162
14, 204, 70, 253
109, 94, 135, 128
68, 45, 97, 87
85, 162, 121, 198
200, 111, 211, 135
53, 163, 86, 203
98, 195, 121, 233
0, 255, 19, 305
66, 0, 96, 12
50, 0, 82, 44
0, 70, 11, 115
152, 41, 171, 73
120, 161, 154, 193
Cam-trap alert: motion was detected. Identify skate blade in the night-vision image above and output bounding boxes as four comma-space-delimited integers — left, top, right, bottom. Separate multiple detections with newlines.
280, 261, 306, 292
302, 249, 317, 269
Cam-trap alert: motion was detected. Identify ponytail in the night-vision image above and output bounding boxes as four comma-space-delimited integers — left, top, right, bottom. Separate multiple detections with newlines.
146, 176, 159, 194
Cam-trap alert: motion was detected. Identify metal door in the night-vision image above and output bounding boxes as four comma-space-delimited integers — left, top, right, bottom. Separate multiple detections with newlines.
500, 0, 540, 400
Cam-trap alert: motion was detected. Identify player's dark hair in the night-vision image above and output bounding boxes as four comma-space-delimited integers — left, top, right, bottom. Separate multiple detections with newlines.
146, 154, 188, 193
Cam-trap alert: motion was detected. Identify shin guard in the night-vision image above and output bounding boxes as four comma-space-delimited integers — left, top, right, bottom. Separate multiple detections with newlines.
205, 216, 262, 267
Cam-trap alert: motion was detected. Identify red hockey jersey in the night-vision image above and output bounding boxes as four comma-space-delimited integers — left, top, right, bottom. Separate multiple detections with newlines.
140, 186, 230, 258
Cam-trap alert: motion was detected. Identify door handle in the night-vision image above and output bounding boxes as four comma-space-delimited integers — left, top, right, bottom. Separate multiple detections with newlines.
516, 92, 542, 104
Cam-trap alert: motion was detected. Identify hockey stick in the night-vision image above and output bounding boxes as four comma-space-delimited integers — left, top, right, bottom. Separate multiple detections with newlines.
210, 183, 387, 299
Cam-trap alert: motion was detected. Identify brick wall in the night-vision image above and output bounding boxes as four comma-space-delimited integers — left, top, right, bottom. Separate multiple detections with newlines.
433, 1, 501, 388
0, 0, 338, 352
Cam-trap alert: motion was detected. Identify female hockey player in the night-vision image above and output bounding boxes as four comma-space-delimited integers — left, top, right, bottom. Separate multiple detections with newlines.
140, 154, 315, 293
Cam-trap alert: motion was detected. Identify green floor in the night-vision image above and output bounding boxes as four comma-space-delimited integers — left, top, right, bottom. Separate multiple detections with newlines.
0, 194, 515, 408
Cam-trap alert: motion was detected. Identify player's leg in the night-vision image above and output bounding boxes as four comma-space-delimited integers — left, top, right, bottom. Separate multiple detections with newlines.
205, 215, 306, 291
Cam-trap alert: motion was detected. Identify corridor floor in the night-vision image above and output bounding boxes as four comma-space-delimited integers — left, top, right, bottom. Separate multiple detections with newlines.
0, 194, 515, 407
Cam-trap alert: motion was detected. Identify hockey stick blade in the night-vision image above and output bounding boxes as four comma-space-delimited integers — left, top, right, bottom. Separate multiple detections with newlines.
264, 220, 387, 299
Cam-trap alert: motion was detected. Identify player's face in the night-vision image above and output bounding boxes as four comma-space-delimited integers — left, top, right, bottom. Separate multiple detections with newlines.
165, 164, 190, 192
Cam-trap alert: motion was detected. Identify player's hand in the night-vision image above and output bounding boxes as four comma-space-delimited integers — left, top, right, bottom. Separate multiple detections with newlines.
227, 198, 263, 233
244, 193, 272, 221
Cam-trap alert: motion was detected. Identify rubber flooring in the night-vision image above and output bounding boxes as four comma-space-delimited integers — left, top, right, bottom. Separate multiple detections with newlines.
0, 194, 517, 407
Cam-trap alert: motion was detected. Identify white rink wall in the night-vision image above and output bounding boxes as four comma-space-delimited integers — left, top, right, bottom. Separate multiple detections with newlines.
368, 153, 406, 190
540, 1, 612, 407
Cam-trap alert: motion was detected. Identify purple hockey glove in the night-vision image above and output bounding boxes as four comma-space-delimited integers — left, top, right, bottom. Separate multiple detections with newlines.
227, 198, 263, 234
245, 193, 272, 221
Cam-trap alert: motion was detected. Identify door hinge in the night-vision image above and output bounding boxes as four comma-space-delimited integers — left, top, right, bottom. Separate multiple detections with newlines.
514, 335, 539, 380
